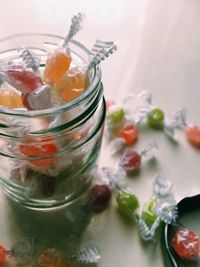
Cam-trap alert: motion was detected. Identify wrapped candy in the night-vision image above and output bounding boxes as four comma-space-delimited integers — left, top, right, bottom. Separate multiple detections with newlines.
70, 242, 101, 264
0, 238, 34, 264
170, 108, 200, 149
119, 140, 158, 172
38, 242, 101, 266
0, 66, 43, 95
22, 83, 59, 110
18, 46, 41, 73
172, 226, 200, 261
106, 91, 151, 154
0, 82, 23, 109
44, 13, 85, 84
136, 175, 177, 241
19, 136, 58, 167
54, 39, 117, 103
94, 167, 139, 220
88, 183, 112, 212
116, 188, 139, 220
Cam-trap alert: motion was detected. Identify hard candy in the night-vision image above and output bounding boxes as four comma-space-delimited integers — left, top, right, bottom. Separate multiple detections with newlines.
172, 227, 200, 261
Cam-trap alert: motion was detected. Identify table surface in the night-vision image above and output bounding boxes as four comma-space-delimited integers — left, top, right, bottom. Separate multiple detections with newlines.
0, 1, 200, 266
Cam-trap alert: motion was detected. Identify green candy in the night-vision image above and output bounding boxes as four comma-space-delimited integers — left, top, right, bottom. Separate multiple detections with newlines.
107, 106, 125, 124
147, 108, 164, 128
116, 189, 139, 219
141, 199, 157, 227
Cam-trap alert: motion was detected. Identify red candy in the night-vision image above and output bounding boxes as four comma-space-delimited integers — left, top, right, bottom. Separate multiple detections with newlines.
7, 68, 43, 94
172, 227, 200, 261
88, 184, 112, 211
0, 245, 7, 263
119, 123, 139, 146
19, 137, 58, 167
120, 151, 142, 171
185, 125, 200, 149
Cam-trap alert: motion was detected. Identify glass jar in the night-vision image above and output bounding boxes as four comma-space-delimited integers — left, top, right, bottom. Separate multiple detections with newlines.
0, 33, 105, 209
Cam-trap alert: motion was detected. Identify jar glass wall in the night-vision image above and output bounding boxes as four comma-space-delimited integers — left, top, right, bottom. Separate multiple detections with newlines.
0, 34, 105, 209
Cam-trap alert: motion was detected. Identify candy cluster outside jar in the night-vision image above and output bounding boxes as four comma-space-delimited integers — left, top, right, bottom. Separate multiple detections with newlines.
0, 33, 105, 209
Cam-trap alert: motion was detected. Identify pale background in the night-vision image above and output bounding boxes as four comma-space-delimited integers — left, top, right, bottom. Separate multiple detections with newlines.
0, 1, 200, 266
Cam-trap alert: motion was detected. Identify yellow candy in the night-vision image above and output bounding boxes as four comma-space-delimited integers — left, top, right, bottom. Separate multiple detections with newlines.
38, 248, 68, 267
44, 48, 72, 84
54, 68, 88, 103
0, 83, 23, 109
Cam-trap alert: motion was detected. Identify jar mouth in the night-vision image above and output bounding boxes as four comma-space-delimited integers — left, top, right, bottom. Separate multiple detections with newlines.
0, 33, 101, 117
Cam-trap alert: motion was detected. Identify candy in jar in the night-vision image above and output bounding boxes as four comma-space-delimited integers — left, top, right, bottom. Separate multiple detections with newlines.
0, 83, 23, 109
44, 13, 84, 84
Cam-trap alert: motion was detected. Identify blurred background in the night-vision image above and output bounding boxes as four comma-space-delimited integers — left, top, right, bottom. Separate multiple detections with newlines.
1, 0, 200, 122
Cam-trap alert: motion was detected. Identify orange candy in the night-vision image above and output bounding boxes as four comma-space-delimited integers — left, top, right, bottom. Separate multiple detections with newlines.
44, 48, 72, 84
54, 69, 88, 103
172, 227, 200, 260
0, 85, 23, 109
38, 248, 68, 267
0, 245, 7, 263
19, 137, 58, 167
119, 123, 139, 146
185, 125, 200, 149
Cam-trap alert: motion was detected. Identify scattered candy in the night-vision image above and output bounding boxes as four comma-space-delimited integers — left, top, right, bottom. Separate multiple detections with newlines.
71, 242, 101, 264
118, 122, 139, 146
88, 184, 112, 211
169, 108, 200, 148
106, 104, 125, 124
38, 248, 67, 267
172, 227, 200, 261
147, 108, 165, 128
141, 199, 157, 227
136, 175, 177, 241
119, 141, 157, 172
116, 188, 139, 219
186, 125, 200, 149
120, 151, 141, 172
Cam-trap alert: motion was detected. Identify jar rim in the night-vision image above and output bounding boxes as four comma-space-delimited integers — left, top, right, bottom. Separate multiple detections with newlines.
0, 33, 101, 117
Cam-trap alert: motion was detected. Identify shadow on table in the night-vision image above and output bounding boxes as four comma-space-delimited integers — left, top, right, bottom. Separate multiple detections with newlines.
5, 195, 92, 251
